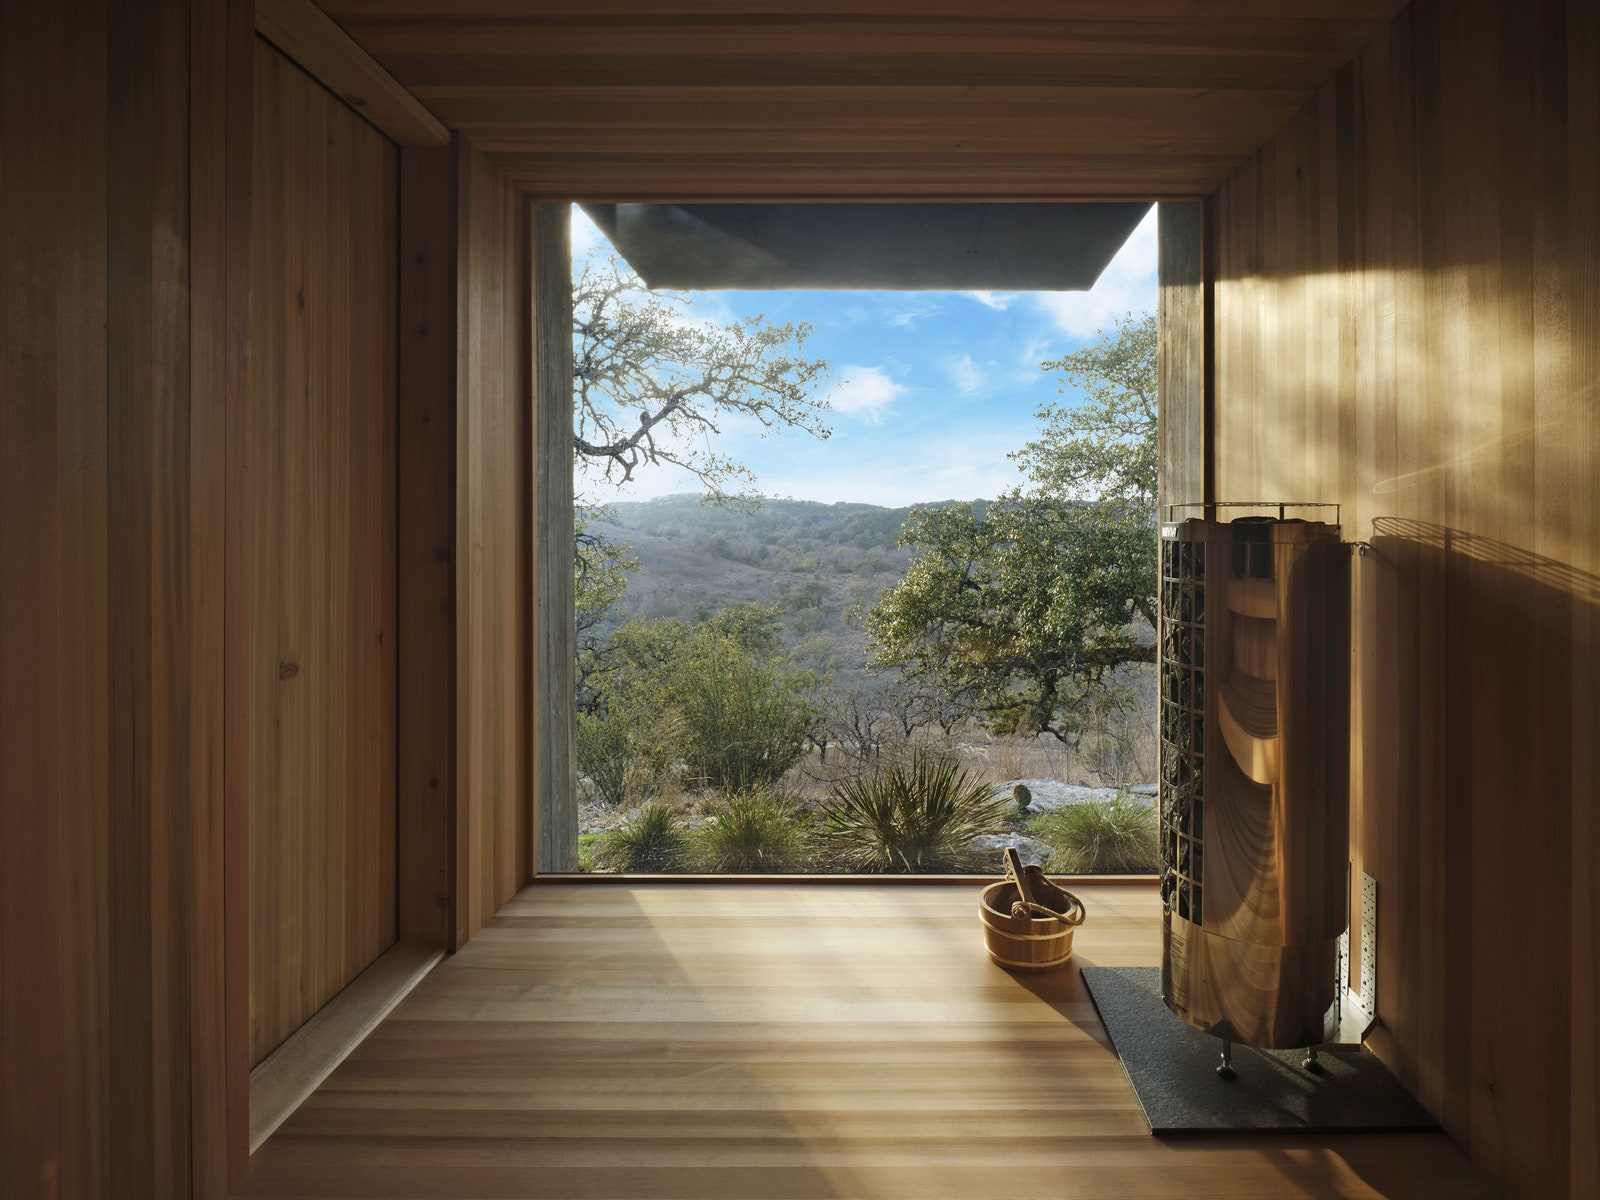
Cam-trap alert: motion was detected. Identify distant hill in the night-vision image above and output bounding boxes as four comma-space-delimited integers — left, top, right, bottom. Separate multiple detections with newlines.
583, 494, 976, 686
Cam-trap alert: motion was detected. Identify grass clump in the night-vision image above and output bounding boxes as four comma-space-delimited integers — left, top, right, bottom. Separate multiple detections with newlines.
1032, 795, 1158, 874
692, 789, 813, 873
577, 831, 603, 873
819, 747, 1008, 873
594, 801, 690, 873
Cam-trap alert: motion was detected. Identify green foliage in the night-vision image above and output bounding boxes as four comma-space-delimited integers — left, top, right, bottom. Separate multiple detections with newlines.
819, 748, 1009, 873
586, 605, 818, 793
595, 802, 690, 873
573, 253, 833, 501
866, 314, 1158, 745
672, 635, 816, 790
577, 832, 603, 873
691, 789, 813, 873
866, 496, 1154, 742
1031, 796, 1159, 875
1021, 313, 1158, 504
575, 705, 679, 807
576, 708, 632, 807
575, 511, 639, 713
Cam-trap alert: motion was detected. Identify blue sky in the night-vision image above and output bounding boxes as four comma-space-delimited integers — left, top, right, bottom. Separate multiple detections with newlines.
571, 203, 1156, 508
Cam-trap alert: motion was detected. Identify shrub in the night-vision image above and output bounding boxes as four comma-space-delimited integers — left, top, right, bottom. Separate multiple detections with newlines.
576, 706, 680, 808
692, 789, 813, 873
674, 638, 816, 790
819, 747, 1009, 873
1031, 795, 1159, 874
588, 607, 816, 794
594, 801, 690, 873
576, 708, 632, 807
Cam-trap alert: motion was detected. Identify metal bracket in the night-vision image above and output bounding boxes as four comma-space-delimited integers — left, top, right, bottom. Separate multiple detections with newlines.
1333, 870, 1378, 1044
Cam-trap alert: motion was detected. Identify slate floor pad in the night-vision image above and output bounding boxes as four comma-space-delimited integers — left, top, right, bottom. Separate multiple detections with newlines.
1080, 966, 1439, 1134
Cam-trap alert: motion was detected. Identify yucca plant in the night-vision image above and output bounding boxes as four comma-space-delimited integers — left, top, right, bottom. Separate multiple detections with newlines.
594, 801, 689, 873
692, 789, 813, 873
1032, 795, 1159, 875
819, 748, 1009, 873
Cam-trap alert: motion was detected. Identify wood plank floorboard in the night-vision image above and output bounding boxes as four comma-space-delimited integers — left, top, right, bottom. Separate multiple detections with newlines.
236, 884, 1493, 1199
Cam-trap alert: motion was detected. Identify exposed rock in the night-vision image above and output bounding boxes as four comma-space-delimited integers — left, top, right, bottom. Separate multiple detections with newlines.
997, 779, 1158, 814
967, 832, 1054, 868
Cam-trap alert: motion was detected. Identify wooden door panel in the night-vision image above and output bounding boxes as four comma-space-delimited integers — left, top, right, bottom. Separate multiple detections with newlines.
249, 37, 398, 1066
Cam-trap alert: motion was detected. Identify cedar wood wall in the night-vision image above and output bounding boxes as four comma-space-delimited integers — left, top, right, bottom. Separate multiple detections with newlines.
248, 37, 400, 1065
1210, 2, 1599, 1197
0, 0, 536, 1192
0, 0, 254, 1194
454, 139, 536, 946
5, 0, 1597, 1195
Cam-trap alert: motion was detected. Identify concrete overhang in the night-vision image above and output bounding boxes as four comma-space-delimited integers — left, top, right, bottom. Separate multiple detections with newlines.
580, 202, 1151, 291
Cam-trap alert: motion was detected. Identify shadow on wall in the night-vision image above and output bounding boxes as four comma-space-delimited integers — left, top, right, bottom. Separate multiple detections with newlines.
1356, 516, 1598, 1197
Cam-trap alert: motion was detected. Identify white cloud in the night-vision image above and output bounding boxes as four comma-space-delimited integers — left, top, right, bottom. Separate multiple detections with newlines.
888, 298, 939, 328
827, 365, 907, 423
945, 354, 986, 395
756, 426, 1026, 506
964, 290, 1015, 311
1032, 205, 1157, 341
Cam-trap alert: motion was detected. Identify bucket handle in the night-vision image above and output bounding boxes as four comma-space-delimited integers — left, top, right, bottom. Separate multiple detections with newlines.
1004, 849, 1086, 926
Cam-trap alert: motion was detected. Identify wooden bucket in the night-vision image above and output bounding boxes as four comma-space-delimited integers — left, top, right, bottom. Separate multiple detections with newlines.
980, 869, 1086, 974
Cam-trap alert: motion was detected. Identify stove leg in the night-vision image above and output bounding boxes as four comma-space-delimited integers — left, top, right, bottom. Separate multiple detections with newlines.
1216, 1038, 1237, 1081
1302, 1047, 1324, 1074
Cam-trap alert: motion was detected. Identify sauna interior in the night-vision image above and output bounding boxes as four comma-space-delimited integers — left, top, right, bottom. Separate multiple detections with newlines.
2, 2, 1595, 1198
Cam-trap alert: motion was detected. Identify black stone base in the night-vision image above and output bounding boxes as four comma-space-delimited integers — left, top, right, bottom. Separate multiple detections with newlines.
1080, 966, 1439, 1135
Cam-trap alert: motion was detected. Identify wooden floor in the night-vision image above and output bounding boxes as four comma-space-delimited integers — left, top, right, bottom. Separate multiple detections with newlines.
237, 883, 1493, 1199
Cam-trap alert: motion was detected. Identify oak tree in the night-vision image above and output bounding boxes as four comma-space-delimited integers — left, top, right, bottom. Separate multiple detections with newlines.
573, 251, 833, 502
866, 313, 1158, 744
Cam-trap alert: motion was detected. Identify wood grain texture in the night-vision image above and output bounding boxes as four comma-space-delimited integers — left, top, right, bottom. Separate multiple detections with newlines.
1210, 2, 1599, 1195
196, 0, 260, 1187
1157, 201, 1206, 517
254, 0, 448, 146
315, 1, 1409, 199
223, 1, 262, 1179
238, 882, 1493, 1199
397, 144, 458, 949
1, 0, 251, 1194
455, 139, 534, 946
1, 6, 105, 1193
249, 38, 399, 1066
248, 942, 442, 1152
534, 203, 576, 874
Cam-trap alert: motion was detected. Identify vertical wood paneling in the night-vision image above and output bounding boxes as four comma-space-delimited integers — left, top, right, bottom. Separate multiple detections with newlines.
1156, 201, 1206, 518
190, 0, 255, 1186
396, 145, 458, 949
454, 139, 533, 946
1, 4, 103, 1191
248, 39, 398, 1066
1209, 3, 1599, 1195
1566, 9, 1600, 1198
1, 0, 251, 1193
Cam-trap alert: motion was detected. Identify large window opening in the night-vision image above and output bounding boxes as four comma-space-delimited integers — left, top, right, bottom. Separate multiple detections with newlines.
561, 202, 1164, 876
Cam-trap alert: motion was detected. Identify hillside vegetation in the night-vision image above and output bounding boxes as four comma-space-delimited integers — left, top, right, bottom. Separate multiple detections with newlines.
585, 494, 949, 689
573, 315, 1161, 875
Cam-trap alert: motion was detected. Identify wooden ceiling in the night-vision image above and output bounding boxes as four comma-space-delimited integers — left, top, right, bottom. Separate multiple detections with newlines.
318, 1, 1410, 200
